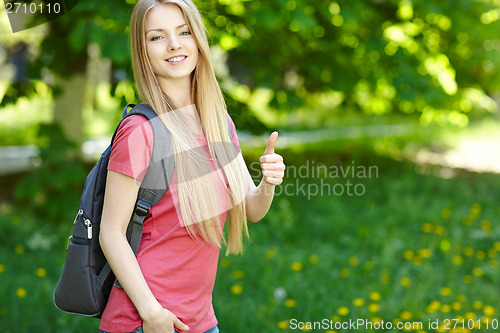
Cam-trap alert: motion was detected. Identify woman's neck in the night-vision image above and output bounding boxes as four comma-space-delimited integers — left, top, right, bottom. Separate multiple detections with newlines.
158, 76, 193, 108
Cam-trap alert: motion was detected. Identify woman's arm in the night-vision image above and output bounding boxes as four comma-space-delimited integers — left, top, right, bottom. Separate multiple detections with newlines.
243, 132, 286, 222
99, 170, 189, 332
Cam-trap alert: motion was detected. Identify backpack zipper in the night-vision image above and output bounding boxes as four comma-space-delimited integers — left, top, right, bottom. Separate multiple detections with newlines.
73, 209, 83, 224
84, 219, 93, 239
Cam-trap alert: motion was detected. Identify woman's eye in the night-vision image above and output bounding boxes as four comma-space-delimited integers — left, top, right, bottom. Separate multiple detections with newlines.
151, 36, 162, 41
180, 31, 191, 36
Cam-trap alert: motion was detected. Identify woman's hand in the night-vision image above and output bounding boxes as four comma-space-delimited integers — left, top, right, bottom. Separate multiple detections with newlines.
259, 131, 285, 185
141, 304, 189, 333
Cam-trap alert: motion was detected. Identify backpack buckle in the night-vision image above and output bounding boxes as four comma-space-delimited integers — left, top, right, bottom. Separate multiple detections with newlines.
134, 200, 151, 217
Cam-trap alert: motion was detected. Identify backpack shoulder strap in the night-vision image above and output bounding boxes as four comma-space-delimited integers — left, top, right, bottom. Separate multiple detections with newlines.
99, 103, 174, 289
122, 102, 174, 248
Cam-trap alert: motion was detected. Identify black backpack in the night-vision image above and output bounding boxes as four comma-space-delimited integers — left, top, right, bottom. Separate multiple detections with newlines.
53, 103, 175, 318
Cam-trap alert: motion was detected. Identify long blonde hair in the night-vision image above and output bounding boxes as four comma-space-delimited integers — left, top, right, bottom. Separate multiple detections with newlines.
130, 0, 248, 254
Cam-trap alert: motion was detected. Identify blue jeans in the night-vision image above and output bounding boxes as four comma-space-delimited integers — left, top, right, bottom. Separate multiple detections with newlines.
99, 325, 219, 333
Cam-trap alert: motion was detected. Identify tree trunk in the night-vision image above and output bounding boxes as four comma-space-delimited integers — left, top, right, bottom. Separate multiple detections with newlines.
53, 74, 86, 148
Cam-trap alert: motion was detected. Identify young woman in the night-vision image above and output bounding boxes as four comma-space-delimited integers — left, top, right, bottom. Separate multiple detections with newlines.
98, 1, 285, 333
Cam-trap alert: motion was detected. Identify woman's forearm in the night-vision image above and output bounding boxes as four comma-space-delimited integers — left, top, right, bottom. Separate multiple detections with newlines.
245, 180, 275, 222
99, 228, 162, 319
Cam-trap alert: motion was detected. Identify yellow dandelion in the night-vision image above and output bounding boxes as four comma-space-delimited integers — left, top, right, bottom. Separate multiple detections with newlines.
464, 275, 473, 283
277, 321, 289, 329
308, 255, 319, 264
232, 270, 244, 279
483, 305, 495, 316
220, 258, 229, 267
353, 298, 364, 307
337, 306, 349, 316
441, 238, 450, 252
434, 225, 446, 235
400, 276, 411, 287
14, 245, 25, 255
230, 284, 243, 295
412, 256, 423, 265
364, 261, 374, 270
452, 255, 463, 265
472, 267, 483, 277
403, 250, 414, 260
473, 301, 483, 309
494, 242, 500, 251
470, 203, 481, 217
400, 311, 412, 320
340, 268, 349, 278
481, 219, 491, 232
284, 299, 297, 308
381, 272, 390, 284
422, 222, 433, 233
464, 247, 475, 257
419, 248, 432, 258
16, 287, 27, 298
291, 262, 303, 272
476, 250, 486, 260
489, 260, 498, 268
426, 300, 441, 313
348, 256, 358, 266
369, 291, 381, 301
36, 267, 47, 278
371, 317, 383, 324
441, 208, 451, 219
487, 249, 497, 258
325, 331, 337, 333
0, 264, 5, 273
465, 312, 476, 320
457, 294, 466, 302
265, 248, 276, 259
441, 304, 451, 313
440, 287, 452, 296
439, 239, 451, 252
330, 315, 341, 322
368, 303, 379, 312
452, 301, 462, 311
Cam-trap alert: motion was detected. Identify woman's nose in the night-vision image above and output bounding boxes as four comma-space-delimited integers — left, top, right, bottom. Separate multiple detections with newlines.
168, 36, 181, 51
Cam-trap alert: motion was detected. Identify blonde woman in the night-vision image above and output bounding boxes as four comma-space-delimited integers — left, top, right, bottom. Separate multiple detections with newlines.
98, 1, 285, 333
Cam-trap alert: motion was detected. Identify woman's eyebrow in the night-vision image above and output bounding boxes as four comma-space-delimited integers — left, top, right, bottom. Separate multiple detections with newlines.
146, 24, 187, 34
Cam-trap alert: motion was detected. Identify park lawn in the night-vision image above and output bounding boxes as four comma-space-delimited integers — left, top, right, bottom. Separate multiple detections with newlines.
0, 154, 499, 333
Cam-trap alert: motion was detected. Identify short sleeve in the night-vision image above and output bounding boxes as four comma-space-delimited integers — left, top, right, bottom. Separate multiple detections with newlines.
108, 115, 154, 182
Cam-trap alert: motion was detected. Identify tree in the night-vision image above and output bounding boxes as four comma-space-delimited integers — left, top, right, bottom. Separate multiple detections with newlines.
2, 0, 499, 136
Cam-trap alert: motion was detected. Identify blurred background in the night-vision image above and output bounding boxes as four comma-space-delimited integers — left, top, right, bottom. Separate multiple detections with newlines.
1, 0, 500, 332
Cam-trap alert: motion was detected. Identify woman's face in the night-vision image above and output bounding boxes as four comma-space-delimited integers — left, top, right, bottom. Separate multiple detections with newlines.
144, 3, 199, 87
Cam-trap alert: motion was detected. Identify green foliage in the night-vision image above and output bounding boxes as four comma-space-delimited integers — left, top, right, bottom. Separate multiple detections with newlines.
14, 123, 86, 224
198, 0, 500, 127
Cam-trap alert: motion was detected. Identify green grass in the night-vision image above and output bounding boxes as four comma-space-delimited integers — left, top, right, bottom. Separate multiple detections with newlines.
1, 155, 499, 332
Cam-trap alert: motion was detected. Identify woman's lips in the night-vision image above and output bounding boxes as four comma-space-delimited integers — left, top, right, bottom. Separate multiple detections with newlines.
166, 55, 187, 64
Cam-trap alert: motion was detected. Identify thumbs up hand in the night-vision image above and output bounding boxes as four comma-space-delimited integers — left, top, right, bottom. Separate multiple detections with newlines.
259, 131, 285, 185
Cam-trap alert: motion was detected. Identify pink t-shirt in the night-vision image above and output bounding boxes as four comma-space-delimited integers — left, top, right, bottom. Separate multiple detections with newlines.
99, 112, 240, 333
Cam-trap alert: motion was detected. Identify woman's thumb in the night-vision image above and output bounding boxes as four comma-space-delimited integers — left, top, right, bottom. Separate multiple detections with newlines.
174, 317, 190, 331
